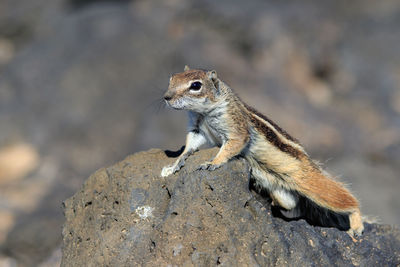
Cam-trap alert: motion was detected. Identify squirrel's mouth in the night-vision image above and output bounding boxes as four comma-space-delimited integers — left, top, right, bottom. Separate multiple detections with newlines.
169, 104, 184, 110
166, 98, 186, 110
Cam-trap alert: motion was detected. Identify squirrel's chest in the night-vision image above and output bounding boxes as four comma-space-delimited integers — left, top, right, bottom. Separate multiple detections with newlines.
200, 115, 228, 146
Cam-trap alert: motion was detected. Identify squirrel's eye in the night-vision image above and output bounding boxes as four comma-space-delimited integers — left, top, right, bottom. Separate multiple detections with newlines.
189, 81, 202, 91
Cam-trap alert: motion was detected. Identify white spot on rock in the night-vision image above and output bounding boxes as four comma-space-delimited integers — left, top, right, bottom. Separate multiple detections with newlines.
173, 243, 183, 256
135, 206, 154, 219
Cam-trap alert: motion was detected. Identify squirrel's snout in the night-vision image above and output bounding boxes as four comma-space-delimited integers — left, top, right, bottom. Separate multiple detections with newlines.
164, 92, 173, 101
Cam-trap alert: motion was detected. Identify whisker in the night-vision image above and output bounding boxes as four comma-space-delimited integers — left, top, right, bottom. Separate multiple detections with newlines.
144, 96, 167, 115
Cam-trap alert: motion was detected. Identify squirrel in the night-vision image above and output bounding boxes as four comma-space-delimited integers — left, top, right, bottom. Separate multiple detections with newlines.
161, 66, 364, 237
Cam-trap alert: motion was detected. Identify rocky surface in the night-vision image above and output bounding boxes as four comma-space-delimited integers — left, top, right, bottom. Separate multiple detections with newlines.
62, 149, 400, 266
0, 0, 400, 266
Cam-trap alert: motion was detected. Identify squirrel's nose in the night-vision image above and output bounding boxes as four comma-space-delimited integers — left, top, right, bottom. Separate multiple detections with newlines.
164, 92, 173, 101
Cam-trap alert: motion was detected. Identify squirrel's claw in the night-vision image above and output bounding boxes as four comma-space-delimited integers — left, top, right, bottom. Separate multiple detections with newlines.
197, 161, 222, 171
347, 227, 364, 241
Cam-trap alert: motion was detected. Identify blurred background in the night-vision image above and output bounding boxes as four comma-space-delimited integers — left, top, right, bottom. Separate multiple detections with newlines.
0, 0, 399, 266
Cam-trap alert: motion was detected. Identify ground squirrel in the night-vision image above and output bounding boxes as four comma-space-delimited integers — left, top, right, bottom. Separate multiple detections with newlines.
161, 66, 364, 237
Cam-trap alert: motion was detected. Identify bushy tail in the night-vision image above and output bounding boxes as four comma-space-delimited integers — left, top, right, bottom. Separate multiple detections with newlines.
293, 167, 359, 214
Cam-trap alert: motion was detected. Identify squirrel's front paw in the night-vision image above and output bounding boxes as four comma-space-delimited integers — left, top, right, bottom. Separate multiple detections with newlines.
161, 165, 179, 177
197, 161, 222, 171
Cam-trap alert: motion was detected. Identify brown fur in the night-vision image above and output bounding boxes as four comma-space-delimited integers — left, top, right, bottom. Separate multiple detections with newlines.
172, 70, 207, 81
295, 165, 359, 211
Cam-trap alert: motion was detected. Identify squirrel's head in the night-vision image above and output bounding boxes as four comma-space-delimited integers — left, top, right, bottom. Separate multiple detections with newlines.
164, 66, 221, 112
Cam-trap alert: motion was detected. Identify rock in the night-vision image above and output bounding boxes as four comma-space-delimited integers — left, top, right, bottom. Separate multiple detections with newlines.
62, 149, 400, 266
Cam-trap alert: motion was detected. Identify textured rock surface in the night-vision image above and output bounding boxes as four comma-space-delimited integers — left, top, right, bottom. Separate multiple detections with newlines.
62, 149, 400, 266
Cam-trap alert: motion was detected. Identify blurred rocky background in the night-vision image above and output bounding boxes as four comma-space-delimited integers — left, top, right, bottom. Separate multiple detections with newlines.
0, 0, 399, 266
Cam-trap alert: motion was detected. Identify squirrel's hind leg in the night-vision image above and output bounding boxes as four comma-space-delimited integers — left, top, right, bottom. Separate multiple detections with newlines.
348, 209, 364, 237
271, 189, 298, 210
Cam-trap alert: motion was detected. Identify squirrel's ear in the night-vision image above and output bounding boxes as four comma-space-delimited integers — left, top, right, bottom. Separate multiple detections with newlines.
207, 70, 219, 90
207, 70, 218, 81
184, 65, 190, 71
